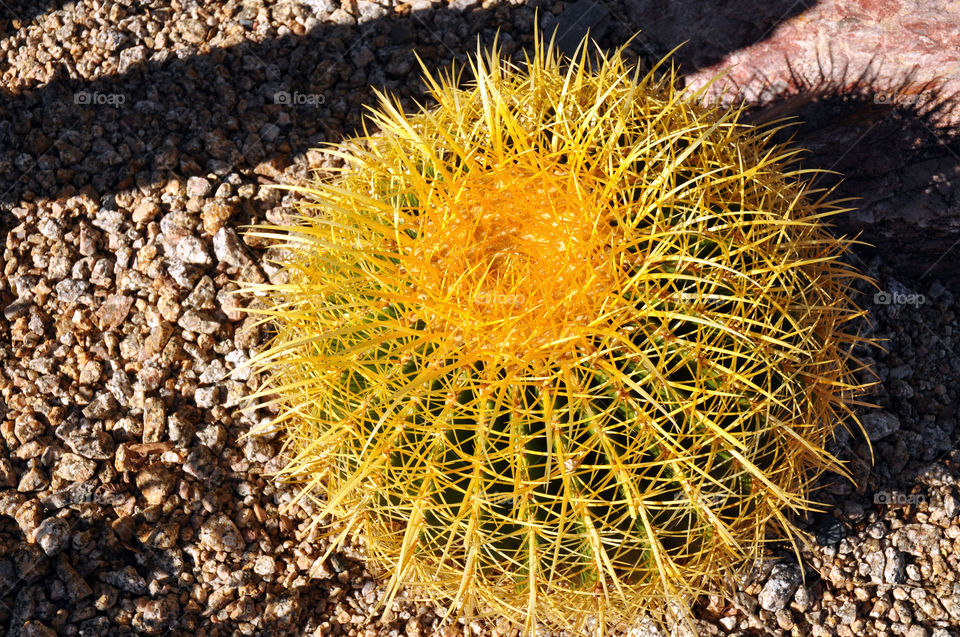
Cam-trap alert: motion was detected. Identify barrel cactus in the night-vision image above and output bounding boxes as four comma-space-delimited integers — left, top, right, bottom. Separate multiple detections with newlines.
244, 35, 872, 634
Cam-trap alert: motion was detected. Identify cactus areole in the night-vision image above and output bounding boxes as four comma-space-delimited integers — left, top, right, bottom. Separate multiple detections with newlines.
245, 33, 872, 635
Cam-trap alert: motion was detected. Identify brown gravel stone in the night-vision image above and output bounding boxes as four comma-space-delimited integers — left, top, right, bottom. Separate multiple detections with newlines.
14, 499, 43, 537
17, 465, 48, 492
96, 294, 134, 331
178, 310, 221, 335
114, 443, 141, 472
56, 555, 93, 602
66, 430, 115, 460
199, 513, 244, 552
132, 199, 162, 225
135, 463, 176, 506
0, 459, 16, 487
142, 521, 180, 549
13, 413, 45, 444
142, 397, 166, 443
202, 201, 236, 235
32, 516, 71, 556
53, 453, 97, 482
0, 492, 28, 517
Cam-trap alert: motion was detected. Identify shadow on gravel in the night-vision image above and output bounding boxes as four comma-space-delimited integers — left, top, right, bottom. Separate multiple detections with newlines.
0, 1, 566, 209
739, 61, 960, 288
0, 6, 485, 207
0, 0, 68, 37
0, 0, 818, 210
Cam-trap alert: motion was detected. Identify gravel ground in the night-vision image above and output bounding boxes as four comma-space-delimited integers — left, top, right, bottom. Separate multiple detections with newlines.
1, 1, 958, 636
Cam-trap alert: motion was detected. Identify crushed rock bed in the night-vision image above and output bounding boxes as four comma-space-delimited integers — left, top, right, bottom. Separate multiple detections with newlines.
1, 0, 959, 636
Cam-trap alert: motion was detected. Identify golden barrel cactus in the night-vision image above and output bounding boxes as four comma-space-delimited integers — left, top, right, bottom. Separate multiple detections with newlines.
245, 34, 872, 635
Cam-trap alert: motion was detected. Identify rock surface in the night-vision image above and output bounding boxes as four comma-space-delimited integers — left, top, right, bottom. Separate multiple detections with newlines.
626, 0, 960, 286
